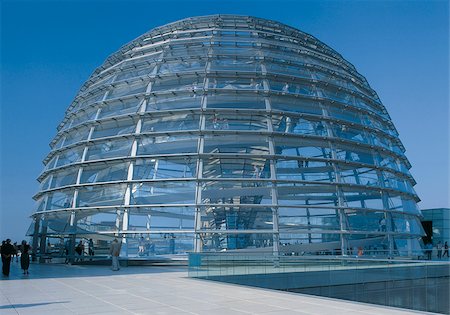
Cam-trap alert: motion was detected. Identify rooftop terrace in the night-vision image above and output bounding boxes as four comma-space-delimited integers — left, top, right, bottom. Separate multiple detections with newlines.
0, 261, 432, 315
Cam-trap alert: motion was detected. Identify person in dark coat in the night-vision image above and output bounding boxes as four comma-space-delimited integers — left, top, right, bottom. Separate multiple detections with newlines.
75, 241, 84, 262
20, 240, 31, 275
1, 239, 15, 276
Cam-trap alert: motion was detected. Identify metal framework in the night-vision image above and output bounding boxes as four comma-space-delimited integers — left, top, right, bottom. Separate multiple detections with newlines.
30, 15, 424, 258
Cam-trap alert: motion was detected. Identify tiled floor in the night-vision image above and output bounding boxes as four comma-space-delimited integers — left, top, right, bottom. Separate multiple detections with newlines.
0, 261, 432, 314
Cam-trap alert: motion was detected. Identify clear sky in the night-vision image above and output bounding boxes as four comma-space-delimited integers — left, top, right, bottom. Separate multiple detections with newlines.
1, 0, 448, 241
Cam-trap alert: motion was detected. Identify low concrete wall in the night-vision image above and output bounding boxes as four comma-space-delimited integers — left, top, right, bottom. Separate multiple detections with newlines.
195, 263, 450, 314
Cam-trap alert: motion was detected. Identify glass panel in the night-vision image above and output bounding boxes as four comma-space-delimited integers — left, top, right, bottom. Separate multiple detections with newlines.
69, 107, 98, 128
63, 128, 90, 147
86, 139, 132, 160
276, 159, 335, 182
88, 72, 115, 90
202, 157, 271, 179
204, 112, 267, 131
56, 147, 84, 167
158, 59, 206, 74
209, 77, 263, 91
98, 98, 142, 119
202, 206, 273, 233
133, 157, 196, 179
215, 232, 274, 251
270, 80, 316, 96
330, 123, 369, 144
392, 214, 424, 235
74, 89, 105, 111
115, 64, 157, 81
80, 162, 128, 184
137, 135, 198, 155
40, 176, 51, 191
141, 113, 200, 133
130, 181, 196, 205
91, 118, 136, 139
106, 80, 148, 99
270, 95, 322, 115
277, 183, 338, 207
346, 210, 384, 232
201, 180, 272, 205
203, 134, 269, 155
77, 184, 127, 207
279, 207, 340, 231
335, 144, 375, 165
35, 197, 46, 212
50, 169, 79, 189
210, 57, 261, 72
339, 167, 379, 186
328, 106, 362, 124
46, 190, 74, 210
377, 154, 400, 172
206, 93, 265, 109
265, 62, 312, 79
45, 156, 58, 171
120, 52, 163, 69
320, 87, 354, 104
274, 136, 331, 158
146, 95, 201, 111
164, 43, 208, 58
53, 136, 65, 149
343, 188, 384, 210
152, 75, 203, 92
272, 114, 326, 136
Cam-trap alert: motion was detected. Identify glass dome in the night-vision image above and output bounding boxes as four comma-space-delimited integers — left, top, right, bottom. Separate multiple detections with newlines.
30, 15, 424, 258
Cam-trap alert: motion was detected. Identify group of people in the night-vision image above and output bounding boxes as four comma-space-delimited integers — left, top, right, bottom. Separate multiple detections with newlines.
0, 239, 31, 276
424, 241, 449, 260
74, 239, 95, 261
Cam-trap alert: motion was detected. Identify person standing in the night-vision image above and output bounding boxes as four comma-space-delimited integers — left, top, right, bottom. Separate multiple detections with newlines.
425, 242, 433, 260
110, 239, 121, 271
13, 242, 19, 263
75, 240, 84, 262
436, 241, 443, 259
20, 240, 31, 275
443, 241, 449, 258
1, 241, 5, 270
1, 239, 15, 276
138, 237, 145, 256
88, 239, 94, 258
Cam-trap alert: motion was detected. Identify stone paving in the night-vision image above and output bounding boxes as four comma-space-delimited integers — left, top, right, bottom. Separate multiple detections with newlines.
0, 261, 433, 314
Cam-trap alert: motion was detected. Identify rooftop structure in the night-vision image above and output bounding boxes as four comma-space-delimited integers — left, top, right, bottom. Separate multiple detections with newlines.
1, 263, 424, 314
30, 15, 424, 258
420, 208, 450, 245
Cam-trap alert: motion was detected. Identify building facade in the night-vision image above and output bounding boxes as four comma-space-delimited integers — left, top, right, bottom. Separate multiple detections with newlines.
30, 15, 424, 258
421, 208, 450, 246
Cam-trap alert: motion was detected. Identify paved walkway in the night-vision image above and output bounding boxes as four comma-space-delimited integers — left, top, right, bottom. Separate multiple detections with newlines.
0, 261, 432, 314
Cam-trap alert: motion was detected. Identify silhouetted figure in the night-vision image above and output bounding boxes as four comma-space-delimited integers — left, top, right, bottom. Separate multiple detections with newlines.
75, 241, 84, 262
110, 239, 121, 271
425, 242, 433, 260
443, 242, 449, 258
1, 239, 15, 276
138, 237, 145, 256
13, 242, 18, 262
88, 239, 94, 258
436, 241, 443, 259
20, 240, 31, 275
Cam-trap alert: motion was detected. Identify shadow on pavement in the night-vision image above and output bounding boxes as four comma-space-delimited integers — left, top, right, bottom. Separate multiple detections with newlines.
0, 301, 68, 309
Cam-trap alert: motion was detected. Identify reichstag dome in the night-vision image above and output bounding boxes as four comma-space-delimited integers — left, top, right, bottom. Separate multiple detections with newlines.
30, 15, 424, 258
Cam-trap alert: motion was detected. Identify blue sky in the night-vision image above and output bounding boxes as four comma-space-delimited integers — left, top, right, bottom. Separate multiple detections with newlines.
1, 0, 448, 241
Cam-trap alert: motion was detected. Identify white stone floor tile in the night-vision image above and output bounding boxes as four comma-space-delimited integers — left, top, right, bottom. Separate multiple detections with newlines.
0, 262, 431, 315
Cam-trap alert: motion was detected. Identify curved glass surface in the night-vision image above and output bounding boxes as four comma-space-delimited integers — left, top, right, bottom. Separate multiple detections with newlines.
31, 15, 423, 257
